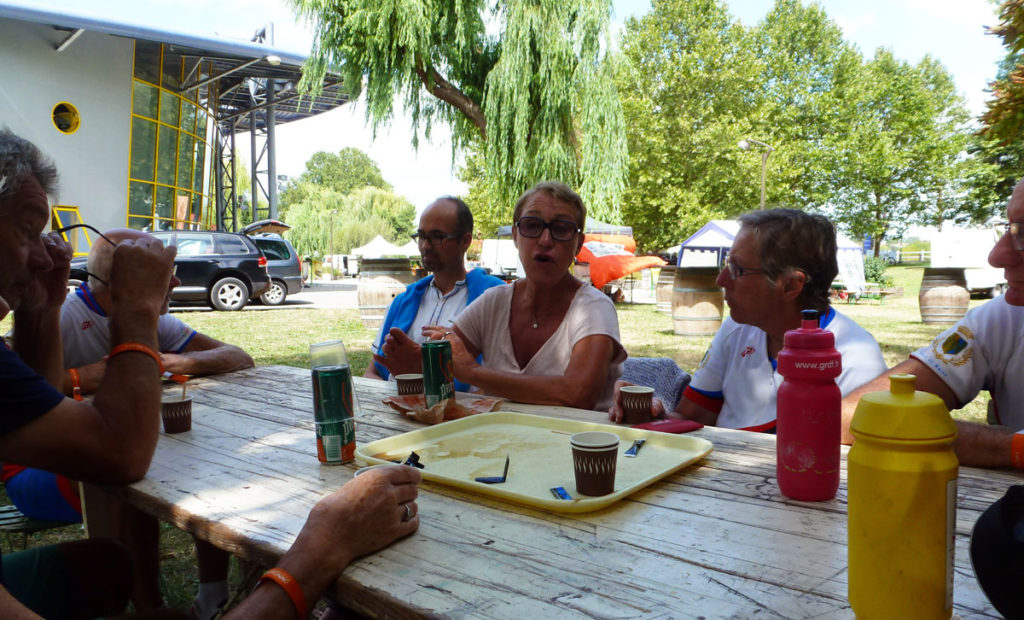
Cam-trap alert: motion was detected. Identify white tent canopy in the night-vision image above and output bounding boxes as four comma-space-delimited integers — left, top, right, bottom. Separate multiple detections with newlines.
350, 235, 411, 258
676, 219, 866, 292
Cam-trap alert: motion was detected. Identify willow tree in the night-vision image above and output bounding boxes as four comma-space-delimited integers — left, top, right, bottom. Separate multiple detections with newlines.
290, 0, 627, 219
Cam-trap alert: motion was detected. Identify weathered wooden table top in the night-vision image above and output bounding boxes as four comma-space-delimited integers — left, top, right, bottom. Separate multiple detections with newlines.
109, 365, 1018, 618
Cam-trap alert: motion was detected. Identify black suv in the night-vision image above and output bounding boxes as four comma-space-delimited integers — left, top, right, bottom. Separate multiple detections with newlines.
150, 231, 271, 311
70, 231, 271, 311
243, 222, 302, 306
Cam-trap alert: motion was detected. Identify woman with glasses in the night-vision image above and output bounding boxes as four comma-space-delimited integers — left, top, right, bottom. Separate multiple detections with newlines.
426, 181, 626, 411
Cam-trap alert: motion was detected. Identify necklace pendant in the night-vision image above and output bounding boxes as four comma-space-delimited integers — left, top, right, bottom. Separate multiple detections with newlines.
532, 320, 538, 329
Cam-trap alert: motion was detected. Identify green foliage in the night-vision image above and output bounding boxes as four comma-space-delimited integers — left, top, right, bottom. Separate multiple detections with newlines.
616, 0, 758, 251
826, 50, 980, 250
615, 0, 988, 253
862, 256, 894, 287
285, 186, 415, 258
290, 0, 627, 221
280, 148, 390, 217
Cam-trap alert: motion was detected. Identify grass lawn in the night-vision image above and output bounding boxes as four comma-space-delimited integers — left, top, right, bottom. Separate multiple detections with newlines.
0, 265, 995, 610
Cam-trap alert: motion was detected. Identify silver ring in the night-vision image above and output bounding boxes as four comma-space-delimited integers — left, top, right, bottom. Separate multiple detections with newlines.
401, 502, 414, 522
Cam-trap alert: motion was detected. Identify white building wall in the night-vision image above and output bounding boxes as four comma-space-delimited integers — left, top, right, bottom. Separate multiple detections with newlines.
0, 18, 132, 233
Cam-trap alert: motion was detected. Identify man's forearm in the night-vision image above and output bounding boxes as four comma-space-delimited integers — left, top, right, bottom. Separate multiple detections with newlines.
163, 346, 254, 376
13, 307, 64, 388
90, 305, 163, 480
953, 421, 1015, 469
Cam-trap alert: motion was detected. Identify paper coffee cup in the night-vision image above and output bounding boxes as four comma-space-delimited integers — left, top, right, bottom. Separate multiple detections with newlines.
161, 397, 192, 434
621, 385, 655, 425
570, 431, 619, 496
395, 373, 424, 396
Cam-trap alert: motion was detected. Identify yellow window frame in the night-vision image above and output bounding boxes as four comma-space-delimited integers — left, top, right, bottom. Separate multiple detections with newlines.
51, 205, 91, 257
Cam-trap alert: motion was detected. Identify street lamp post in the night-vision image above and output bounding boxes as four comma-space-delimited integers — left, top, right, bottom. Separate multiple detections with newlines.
738, 138, 775, 210
329, 209, 338, 281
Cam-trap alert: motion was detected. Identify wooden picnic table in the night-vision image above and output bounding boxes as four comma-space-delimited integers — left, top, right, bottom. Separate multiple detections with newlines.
93, 365, 1017, 617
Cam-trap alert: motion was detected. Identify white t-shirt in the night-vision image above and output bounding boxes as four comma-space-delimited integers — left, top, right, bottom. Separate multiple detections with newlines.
686, 308, 887, 430
454, 284, 626, 411
912, 295, 1024, 430
60, 286, 195, 368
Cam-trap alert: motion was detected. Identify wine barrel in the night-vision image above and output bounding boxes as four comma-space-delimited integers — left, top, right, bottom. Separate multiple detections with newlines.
656, 266, 676, 313
671, 267, 724, 335
357, 258, 417, 329
919, 268, 969, 325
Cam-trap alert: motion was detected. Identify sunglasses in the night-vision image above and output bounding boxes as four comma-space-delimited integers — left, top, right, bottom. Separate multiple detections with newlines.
514, 216, 580, 242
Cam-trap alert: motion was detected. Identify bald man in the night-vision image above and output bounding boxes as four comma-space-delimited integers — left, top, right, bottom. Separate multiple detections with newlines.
59, 228, 253, 396
2, 228, 250, 617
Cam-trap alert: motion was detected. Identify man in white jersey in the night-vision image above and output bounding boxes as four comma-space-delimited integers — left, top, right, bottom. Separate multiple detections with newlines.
59, 228, 253, 396
610, 208, 886, 431
842, 178, 1024, 469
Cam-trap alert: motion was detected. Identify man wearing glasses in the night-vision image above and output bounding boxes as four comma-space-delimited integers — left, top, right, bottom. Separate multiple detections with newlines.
611, 208, 886, 431
841, 179, 1024, 470
365, 196, 503, 387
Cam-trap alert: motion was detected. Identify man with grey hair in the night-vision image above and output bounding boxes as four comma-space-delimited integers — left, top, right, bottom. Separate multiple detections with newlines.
0, 127, 176, 617
611, 208, 887, 431
0, 128, 422, 618
3, 227, 252, 616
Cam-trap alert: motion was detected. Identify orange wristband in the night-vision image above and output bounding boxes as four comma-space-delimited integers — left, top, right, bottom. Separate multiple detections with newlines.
258, 568, 307, 619
108, 342, 163, 372
68, 368, 83, 401
1011, 432, 1024, 470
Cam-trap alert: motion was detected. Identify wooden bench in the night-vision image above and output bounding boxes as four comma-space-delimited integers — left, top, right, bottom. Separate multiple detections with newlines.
0, 504, 72, 552
845, 285, 903, 305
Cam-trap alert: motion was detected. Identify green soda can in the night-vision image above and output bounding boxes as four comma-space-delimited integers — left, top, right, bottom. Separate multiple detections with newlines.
311, 364, 357, 464
421, 340, 455, 407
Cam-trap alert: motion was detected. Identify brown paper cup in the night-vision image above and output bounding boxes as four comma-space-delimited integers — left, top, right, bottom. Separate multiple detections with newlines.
162, 397, 192, 434
621, 385, 655, 425
570, 431, 619, 496
395, 373, 424, 396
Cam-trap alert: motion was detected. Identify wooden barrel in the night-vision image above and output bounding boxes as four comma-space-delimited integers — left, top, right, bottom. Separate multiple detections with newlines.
358, 258, 417, 329
656, 266, 676, 313
671, 267, 724, 335
919, 267, 969, 325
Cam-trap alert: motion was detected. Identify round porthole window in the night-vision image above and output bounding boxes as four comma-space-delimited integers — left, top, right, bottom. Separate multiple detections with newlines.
52, 102, 80, 134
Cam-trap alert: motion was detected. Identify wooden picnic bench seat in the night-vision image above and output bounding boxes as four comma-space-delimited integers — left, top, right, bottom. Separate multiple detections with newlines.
0, 503, 72, 552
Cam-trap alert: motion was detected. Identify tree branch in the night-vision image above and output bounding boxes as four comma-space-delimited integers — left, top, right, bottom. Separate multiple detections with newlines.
414, 62, 487, 140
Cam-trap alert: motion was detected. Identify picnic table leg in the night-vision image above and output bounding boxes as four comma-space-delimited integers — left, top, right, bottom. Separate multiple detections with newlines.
79, 482, 116, 539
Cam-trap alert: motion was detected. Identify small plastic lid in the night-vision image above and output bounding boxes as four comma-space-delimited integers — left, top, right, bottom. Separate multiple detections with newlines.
783, 308, 834, 349
851, 374, 956, 441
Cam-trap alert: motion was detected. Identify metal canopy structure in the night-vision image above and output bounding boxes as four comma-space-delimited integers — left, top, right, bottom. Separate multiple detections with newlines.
0, 1, 350, 230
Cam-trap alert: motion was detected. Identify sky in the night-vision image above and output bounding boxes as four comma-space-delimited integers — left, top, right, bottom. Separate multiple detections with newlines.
45, 0, 1009, 211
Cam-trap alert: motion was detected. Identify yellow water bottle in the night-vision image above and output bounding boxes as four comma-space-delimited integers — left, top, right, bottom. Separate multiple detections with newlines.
848, 374, 958, 619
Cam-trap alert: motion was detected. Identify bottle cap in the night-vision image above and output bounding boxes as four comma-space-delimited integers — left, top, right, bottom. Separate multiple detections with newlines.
850, 374, 956, 441
783, 308, 835, 349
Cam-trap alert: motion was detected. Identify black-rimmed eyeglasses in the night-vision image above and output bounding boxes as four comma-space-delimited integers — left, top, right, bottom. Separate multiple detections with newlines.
724, 256, 766, 279
411, 230, 462, 246
514, 216, 580, 242
993, 221, 1024, 251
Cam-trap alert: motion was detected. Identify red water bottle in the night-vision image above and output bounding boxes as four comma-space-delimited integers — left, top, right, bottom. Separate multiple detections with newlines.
776, 309, 841, 501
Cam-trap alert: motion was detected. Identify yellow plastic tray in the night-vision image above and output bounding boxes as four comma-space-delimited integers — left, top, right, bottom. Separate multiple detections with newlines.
356, 411, 713, 513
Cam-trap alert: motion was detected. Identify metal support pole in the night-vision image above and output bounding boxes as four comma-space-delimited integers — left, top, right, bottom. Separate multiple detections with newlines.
266, 79, 278, 220
250, 110, 259, 222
